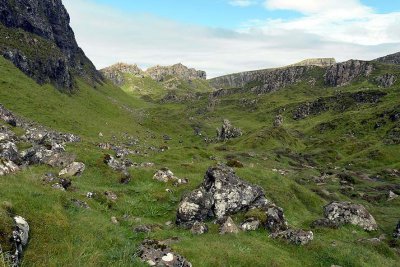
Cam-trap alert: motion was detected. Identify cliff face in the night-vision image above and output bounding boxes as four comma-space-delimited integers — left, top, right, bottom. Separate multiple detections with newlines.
375, 52, 400, 65
0, 0, 101, 90
146, 63, 206, 82
210, 66, 311, 94
324, 60, 374, 87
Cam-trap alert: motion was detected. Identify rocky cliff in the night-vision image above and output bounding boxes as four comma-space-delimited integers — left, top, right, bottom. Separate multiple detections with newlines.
209, 66, 311, 94
324, 60, 374, 87
146, 63, 206, 82
375, 52, 400, 65
0, 0, 102, 90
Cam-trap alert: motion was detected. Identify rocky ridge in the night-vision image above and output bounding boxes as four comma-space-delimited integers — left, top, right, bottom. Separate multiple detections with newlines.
0, 0, 101, 90
288, 58, 336, 68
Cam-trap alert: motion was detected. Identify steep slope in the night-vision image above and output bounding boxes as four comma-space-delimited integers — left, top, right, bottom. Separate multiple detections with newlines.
375, 51, 400, 65
0, 0, 102, 90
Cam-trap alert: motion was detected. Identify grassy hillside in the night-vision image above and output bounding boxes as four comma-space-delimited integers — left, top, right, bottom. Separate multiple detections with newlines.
0, 55, 399, 267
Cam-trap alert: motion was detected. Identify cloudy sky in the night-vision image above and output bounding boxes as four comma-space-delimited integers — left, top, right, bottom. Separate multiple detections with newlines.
64, 0, 400, 78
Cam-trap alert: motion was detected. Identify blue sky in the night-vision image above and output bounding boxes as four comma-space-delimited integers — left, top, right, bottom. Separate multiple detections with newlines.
64, 0, 400, 77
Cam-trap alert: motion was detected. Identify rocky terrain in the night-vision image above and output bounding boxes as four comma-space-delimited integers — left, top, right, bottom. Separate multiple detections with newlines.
288, 58, 336, 68
0, 1, 399, 267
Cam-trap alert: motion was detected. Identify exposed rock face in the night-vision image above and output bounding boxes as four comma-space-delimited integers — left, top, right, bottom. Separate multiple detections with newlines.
58, 162, 85, 177
210, 66, 310, 94
375, 52, 400, 65
322, 202, 378, 231
394, 220, 400, 238
375, 73, 396, 88
0, 0, 101, 90
10, 216, 29, 267
146, 63, 206, 82
289, 58, 336, 68
217, 119, 242, 141
324, 60, 374, 87
100, 63, 144, 86
136, 239, 192, 267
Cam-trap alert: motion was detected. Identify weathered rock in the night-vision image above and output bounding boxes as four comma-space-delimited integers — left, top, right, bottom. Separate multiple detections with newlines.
219, 217, 240, 235
133, 225, 162, 233
0, 141, 20, 163
190, 221, 208, 235
270, 229, 313, 245
101, 63, 144, 86
58, 162, 85, 177
324, 60, 373, 87
394, 220, 400, 239
0, 0, 102, 90
273, 115, 284, 127
45, 152, 76, 168
241, 217, 261, 231
146, 63, 206, 82
388, 191, 399, 201
10, 216, 30, 266
217, 119, 242, 141
375, 73, 396, 88
0, 159, 19, 176
71, 199, 89, 209
375, 51, 400, 65
104, 191, 118, 202
103, 154, 131, 172
136, 239, 192, 267
323, 202, 378, 231
153, 168, 178, 183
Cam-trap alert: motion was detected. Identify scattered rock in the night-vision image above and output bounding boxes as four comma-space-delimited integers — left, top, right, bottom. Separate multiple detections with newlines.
173, 178, 189, 187
10, 216, 30, 266
104, 191, 118, 202
219, 217, 239, 235
59, 162, 85, 177
153, 168, 178, 183
322, 202, 378, 231
136, 239, 192, 267
133, 225, 162, 233
394, 220, 400, 239
0, 159, 19, 176
273, 115, 284, 127
190, 221, 208, 235
388, 191, 399, 201
71, 199, 90, 209
270, 229, 314, 245
111, 217, 119, 225
241, 217, 261, 231
217, 119, 242, 141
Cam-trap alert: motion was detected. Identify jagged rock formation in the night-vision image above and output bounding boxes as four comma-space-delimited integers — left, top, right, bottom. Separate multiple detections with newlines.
288, 58, 336, 67
146, 63, 206, 82
217, 119, 242, 141
324, 60, 374, 87
210, 66, 310, 94
0, 0, 101, 90
100, 63, 144, 86
176, 165, 313, 245
375, 52, 400, 65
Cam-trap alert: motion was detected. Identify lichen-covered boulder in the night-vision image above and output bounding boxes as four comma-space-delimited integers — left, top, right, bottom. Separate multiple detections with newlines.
0, 159, 19, 176
10, 216, 30, 266
190, 221, 208, 235
0, 141, 20, 163
323, 202, 378, 231
153, 168, 178, 183
217, 119, 242, 141
136, 239, 192, 267
241, 217, 261, 231
59, 162, 85, 177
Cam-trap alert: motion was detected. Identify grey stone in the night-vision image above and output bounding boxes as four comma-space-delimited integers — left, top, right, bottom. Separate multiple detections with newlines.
59, 162, 85, 177
270, 229, 314, 245
217, 119, 242, 141
190, 221, 208, 235
219, 217, 239, 235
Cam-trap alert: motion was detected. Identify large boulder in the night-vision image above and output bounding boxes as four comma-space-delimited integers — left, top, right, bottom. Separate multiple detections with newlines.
323, 202, 378, 231
0, 159, 19, 176
217, 119, 242, 141
58, 162, 85, 177
136, 239, 192, 267
10, 216, 30, 266
0, 141, 20, 163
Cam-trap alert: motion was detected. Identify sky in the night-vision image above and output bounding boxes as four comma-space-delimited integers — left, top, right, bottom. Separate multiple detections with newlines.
64, 0, 400, 78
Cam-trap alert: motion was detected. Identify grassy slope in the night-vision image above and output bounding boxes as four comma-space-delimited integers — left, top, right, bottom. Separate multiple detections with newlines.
0, 56, 399, 266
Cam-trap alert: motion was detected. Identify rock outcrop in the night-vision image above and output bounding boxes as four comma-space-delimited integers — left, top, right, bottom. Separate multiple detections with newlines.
375, 73, 396, 88
375, 51, 400, 65
217, 119, 242, 141
100, 63, 144, 86
394, 220, 400, 239
176, 165, 313, 245
146, 63, 206, 82
136, 239, 192, 267
210, 66, 310, 94
315, 202, 378, 231
324, 60, 374, 87
0, 0, 101, 90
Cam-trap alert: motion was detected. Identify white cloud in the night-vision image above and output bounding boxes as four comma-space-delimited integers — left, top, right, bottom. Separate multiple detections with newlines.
64, 0, 400, 78
229, 0, 256, 7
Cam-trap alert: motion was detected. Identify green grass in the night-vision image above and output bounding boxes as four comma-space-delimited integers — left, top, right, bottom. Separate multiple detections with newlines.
0, 55, 399, 266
